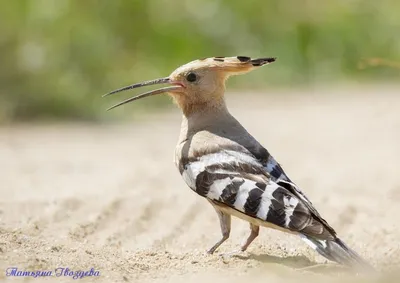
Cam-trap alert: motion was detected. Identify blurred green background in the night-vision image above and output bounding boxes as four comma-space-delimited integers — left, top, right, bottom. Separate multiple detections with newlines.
0, 0, 399, 123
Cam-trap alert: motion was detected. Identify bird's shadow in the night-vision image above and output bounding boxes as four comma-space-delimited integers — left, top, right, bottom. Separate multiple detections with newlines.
233, 253, 349, 274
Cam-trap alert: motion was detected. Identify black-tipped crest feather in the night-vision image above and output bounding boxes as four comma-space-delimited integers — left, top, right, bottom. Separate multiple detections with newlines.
250, 57, 277, 66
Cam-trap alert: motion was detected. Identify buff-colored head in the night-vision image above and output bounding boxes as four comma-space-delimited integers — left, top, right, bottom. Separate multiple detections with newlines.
104, 56, 276, 116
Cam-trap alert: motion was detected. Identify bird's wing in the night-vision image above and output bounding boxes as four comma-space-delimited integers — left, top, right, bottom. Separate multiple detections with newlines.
242, 143, 316, 207
181, 149, 336, 240
261, 153, 337, 236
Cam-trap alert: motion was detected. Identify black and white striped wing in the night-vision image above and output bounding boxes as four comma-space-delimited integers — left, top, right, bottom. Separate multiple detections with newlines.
181, 150, 334, 239
262, 155, 336, 236
248, 145, 316, 208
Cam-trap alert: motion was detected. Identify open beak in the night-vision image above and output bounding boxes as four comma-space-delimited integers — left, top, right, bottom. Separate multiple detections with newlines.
103, 77, 182, 111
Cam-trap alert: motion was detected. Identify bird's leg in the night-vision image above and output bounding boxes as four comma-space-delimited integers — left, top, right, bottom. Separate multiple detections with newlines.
207, 208, 231, 254
221, 223, 259, 258
240, 223, 259, 252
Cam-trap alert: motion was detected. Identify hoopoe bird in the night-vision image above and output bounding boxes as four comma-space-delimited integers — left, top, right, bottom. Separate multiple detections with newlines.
104, 56, 372, 270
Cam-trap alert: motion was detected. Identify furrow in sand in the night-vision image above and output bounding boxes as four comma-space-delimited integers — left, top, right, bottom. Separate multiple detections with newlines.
152, 199, 204, 249
105, 198, 166, 249
69, 198, 123, 241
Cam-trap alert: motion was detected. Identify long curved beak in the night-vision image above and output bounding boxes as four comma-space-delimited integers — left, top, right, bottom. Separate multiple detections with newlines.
103, 77, 182, 111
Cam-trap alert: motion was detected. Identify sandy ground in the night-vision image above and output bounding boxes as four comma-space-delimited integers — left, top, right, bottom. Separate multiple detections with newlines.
0, 86, 400, 282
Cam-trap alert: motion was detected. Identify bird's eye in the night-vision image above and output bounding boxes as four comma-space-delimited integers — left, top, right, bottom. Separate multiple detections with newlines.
186, 72, 197, 82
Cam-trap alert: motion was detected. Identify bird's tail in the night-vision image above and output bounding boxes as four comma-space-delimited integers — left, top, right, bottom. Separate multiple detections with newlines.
300, 235, 374, 271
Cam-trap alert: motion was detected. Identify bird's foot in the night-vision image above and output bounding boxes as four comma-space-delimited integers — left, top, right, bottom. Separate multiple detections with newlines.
206, 247, 217, 255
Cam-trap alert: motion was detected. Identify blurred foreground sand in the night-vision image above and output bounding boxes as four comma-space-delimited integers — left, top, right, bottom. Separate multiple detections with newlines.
0, 86, 399, 282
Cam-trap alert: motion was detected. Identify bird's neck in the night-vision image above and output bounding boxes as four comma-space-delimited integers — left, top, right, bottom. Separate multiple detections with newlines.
178, 97, 232, 143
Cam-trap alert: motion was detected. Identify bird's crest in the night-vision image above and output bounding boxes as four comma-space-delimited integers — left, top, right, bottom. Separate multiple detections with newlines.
174, 56, 276, 75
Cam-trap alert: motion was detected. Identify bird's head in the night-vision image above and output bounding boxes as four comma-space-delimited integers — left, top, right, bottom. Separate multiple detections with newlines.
104, 56, 276, 115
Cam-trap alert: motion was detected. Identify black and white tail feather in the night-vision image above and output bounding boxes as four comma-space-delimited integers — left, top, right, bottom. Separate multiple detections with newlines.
301, 235, 372, 270
181, 147, 373, 271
